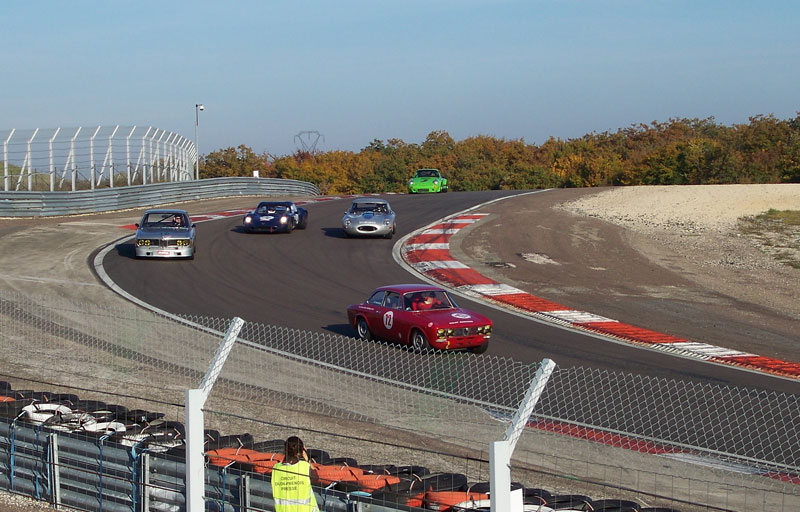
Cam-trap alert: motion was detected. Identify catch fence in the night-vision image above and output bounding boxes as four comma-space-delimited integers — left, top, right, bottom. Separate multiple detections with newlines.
0, 288, 798, 511
1, 126, 195, 192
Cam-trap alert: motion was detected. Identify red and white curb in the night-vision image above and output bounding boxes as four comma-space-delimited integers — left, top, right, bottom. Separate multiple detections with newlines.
398, 213, 800, 380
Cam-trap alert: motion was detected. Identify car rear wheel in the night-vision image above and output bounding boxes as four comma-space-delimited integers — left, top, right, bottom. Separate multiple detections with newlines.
411, 329, 432, 352
356, 317, 372, 341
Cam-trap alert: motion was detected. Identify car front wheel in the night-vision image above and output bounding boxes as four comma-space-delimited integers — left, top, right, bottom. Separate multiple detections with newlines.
356, 317, 372, 341
411, 329, 432, 352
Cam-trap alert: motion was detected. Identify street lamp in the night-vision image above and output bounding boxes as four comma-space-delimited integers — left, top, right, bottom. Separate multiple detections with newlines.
194, 103, 204, 180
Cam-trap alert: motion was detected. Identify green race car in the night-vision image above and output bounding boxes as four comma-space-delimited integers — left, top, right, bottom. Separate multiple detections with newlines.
408, 168, 448, 193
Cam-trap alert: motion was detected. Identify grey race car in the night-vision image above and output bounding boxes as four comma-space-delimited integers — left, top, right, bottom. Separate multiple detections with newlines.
134, 209, 196, 259
341, 198, 396, 238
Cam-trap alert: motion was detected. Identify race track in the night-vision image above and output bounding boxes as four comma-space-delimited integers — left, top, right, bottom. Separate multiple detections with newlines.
100, 190, 798, 395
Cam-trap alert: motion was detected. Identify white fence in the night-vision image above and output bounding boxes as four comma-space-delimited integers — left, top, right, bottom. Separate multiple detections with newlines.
1, 126, 195, 192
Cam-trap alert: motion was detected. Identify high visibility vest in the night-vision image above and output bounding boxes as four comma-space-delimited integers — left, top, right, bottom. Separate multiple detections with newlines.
272, 460, 319, 512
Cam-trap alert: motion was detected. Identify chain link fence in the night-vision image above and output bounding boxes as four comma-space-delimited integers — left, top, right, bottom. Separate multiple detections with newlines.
1, 288, 798, 511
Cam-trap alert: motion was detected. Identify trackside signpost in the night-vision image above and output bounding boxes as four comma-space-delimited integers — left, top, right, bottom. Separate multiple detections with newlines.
491, 358, 556, 512
185, 317, 244, 512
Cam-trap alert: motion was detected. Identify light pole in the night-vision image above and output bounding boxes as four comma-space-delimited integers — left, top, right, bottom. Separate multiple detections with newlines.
194, 103, 204, 180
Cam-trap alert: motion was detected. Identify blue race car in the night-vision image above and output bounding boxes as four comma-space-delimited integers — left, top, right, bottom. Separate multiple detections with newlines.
242, 201, 308, 233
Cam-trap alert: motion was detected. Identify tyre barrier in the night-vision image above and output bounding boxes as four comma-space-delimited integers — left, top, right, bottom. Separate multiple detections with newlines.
0, 383, 684, 512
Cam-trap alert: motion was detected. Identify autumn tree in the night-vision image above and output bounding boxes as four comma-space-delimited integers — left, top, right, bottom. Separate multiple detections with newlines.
201, 145, 267, 178
202, 113, 800, 192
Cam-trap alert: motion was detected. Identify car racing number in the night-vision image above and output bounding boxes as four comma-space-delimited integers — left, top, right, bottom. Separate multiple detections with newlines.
383, 310, 394, 330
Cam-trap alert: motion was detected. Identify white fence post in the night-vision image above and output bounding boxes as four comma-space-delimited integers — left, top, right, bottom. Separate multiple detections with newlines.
48, 128, 60, 191
185, 316, 244, 512
3, 128, 14, 192
491, 358, 556, 512
185, 389, 206, 512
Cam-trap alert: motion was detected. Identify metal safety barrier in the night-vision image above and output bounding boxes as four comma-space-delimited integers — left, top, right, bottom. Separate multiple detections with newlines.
0, 177, 320, 217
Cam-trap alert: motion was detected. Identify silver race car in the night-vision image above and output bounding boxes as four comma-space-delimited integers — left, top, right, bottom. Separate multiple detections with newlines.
341, 198, 396, 239
134, 209, 196, 259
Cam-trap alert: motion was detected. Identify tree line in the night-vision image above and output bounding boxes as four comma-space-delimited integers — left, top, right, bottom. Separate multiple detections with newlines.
199, 114, 800, 194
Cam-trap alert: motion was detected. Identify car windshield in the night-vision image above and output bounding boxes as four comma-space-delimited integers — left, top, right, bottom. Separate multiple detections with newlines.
257, 204, 287, 214
403, 290, 453, 311
416, 170, 439, 178
350, 203, 387, 214
142, 213, 187, 228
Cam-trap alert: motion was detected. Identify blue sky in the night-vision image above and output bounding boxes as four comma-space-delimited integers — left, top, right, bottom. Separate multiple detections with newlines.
2, 1, 798, 157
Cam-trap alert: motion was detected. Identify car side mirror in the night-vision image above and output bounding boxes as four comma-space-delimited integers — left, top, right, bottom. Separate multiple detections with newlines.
135, 223, 139, 227
192, 223, 197, 228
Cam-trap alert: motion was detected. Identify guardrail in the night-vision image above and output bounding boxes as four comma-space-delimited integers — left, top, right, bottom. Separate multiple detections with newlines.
0, 177, 320, 217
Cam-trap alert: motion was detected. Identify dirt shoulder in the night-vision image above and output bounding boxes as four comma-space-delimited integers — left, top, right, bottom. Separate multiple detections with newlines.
450, 184, 800, 365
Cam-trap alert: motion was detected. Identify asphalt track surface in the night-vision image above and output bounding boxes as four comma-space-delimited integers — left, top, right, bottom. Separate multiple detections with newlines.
101, 190, 798, 397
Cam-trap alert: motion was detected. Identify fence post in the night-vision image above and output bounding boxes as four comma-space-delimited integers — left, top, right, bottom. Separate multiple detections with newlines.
3, 128, 14, 191
141, 453, 150, 512
185, 389, 206, 512
185, 317, 244, 512
491, 358, 556, 512
240, 473, 250, 512
49, 128, 60, 192
49, 432, 61, 509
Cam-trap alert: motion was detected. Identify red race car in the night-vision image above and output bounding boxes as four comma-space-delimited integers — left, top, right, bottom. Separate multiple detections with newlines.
347, 284, 492, 353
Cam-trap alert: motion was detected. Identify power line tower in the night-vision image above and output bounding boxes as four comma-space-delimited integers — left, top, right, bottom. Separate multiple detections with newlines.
294, 131, 325, 153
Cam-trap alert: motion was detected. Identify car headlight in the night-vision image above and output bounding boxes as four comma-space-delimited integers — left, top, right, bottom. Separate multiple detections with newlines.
175, 239, 191, 246
244, 216, 252, 224
433, 179, 439, 185
477, 325, 492, 335
280, 216, 288, 224
136, 239, 150, 247
384, 219, 391, 226
344, 219, 351, 227
436, 328, 455, 338
409, 180, 414, 186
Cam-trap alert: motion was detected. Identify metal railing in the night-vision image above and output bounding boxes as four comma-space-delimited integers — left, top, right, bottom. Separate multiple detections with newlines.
0, 177, 319, 217
1, 289, 798, 511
